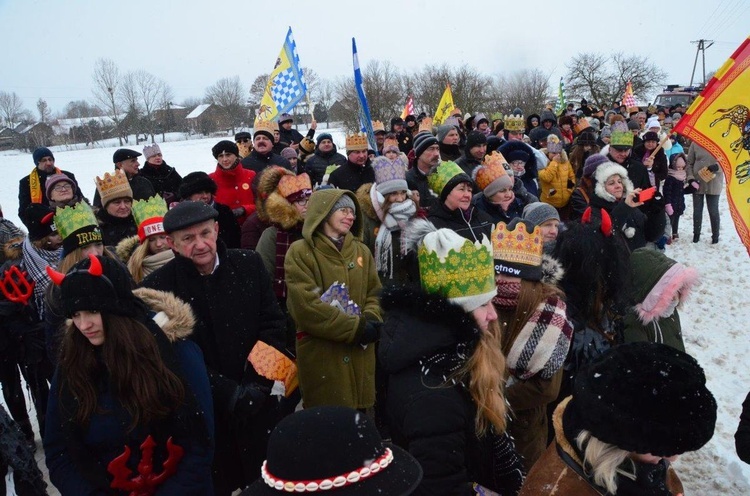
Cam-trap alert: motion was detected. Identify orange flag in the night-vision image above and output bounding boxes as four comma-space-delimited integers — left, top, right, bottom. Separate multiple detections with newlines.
673, 36, 750, 255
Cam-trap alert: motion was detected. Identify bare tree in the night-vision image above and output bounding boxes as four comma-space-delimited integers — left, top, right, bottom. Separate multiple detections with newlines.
64, 100, 103, 119
408, 64, 491, 116
248, 73, 269, 111
565, 52, 668, 109
488, 69, 551, 115
315, 79, 337, 127
0, 91, 25, 128
205, 76, 247, 133
36, 98, 51, 124
121, 70, 172, 142
92, 58, 124, 145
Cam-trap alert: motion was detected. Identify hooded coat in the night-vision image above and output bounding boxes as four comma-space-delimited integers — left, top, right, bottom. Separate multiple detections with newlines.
622, 249, 697, 352
528, 110, 563, 148
379, 285, 525, 496
499, 140, 540, 198
303, 143, 347, 186
537, 150, 576, 208
44, 288, 215, 495
284, 188, 383, 409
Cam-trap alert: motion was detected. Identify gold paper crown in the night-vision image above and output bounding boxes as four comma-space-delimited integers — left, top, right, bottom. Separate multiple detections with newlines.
345, 133, 369, 151
254, 119, 278, 135
372, 120, 385, 133
504, 114, 525, 132
418, 232, 495, 301
278, 173, 312, 199
54, 201, 99, 241
383, 137, 399, 150
131, 195, 167, 228
475, 152, 511, 191
418, 116, 434, 134
492, 220, 543, 268
574, 117, 591, 135
95, 169, 132, 205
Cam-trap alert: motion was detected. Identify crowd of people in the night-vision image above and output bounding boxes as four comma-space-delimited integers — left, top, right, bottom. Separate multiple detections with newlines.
0, 101, 740, 495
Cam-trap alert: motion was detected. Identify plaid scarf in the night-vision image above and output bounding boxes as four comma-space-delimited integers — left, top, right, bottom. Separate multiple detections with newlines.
273, 227, 302, 298
21, 236, 62, 319
493, 280, 522, 308
506, 296, 573, 381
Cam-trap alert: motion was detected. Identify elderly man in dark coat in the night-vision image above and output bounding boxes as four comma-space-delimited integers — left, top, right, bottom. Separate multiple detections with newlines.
140, 201, 287, 496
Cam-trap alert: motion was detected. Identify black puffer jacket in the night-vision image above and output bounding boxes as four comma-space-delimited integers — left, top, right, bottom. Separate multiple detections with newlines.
327, 161, 375, 192
380, 286, 524, 496
427, 203, 494, 242
304, 145, 347, 186
139, 161, 182, 203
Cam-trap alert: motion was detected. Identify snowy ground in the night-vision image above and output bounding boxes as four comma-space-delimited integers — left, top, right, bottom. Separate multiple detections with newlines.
1, 135, 749, 494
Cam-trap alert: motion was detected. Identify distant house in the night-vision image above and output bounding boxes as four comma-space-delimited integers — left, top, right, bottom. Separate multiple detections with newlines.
16, 122, 54, 150
154, 105, 189, 132
186, 104, 226, 135
0, 127, 18, 150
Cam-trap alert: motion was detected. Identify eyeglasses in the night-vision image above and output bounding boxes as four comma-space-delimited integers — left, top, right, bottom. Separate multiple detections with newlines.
293, 197, 310, 206
336, 207, 355, 216
237, 138, 251, 143
53, 183, 73, 192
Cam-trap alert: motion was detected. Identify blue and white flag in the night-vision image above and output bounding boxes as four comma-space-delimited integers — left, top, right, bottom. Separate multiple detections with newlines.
352, 38, 378, 154
258, 27, 307, 121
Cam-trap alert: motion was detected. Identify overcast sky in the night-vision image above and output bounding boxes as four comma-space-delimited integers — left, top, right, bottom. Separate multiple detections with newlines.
2, 0, 748, 114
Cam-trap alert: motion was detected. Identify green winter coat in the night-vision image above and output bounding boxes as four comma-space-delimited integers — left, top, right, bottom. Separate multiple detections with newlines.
622, 248, 698, 352
284, 188, 382, 409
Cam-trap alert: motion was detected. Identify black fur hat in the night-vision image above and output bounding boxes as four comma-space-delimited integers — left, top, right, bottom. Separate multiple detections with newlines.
179, 172, 217, 200
565, 342, 716, 457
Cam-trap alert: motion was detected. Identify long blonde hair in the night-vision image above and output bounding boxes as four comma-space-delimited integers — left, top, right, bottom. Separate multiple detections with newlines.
126, 242, 150, 283
576, 430, 636, 494
458, 318, 508, 436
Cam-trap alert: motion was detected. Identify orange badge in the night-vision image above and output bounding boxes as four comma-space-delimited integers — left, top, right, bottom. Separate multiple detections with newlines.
242, 183, 250, 190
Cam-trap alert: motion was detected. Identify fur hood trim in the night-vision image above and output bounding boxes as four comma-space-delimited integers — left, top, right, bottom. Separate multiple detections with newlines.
355, 183, 378, 221
381, 284, 479, 344
115, 235, 141, 263
635, 264, 699, 324
541, 254, 564, 286
256, 166, 294, 222
402, 218, 438, 254
593, 162, 633, 203
264, 190, 303, 230
3, 235, 24, 261
132, 287, 195, 342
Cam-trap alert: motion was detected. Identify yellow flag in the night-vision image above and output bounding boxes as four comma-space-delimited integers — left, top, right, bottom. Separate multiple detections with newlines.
434, 84, 455, 125
257, 28, 307, 122
673, 36, 750, 255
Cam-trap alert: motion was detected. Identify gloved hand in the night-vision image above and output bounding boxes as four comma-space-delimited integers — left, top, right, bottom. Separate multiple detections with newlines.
358, 320, 381, 345
708, 163, 720, 173
231, 383, 269, 417
232, 206, 245, 218
690, 180, 700, 190
665, 203, 674, 216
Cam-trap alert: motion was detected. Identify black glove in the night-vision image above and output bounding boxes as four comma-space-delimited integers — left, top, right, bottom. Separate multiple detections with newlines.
708, 163, 720, 173
567, 179, 575, 189
230, 383, 269, 417
232, 206, 246, 217
358, 321, 381, 345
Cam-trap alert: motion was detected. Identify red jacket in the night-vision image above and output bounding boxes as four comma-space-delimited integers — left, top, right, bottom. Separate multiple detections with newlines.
210, 164, 256, 225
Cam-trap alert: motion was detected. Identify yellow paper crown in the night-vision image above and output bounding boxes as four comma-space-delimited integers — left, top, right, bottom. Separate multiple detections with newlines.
254, 119, 278, 136
372, 120, 385, 133
131, 195, 167, 228
278, 173, 312, 199
345, 133, 369, 151
54, 201, 99, 241
383, 136, 399, 150
475, 152, 511, 191
418, 117, 434, 134
492, 220, 543, 268
95, 169, 132, 205
574, 117, 591, 135
504, 114, 526, 132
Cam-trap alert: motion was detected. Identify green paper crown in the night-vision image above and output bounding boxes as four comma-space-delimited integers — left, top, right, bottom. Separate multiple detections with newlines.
54, 202, 98, 241
131, 195, 167, 227
427, 161, 466, 197
610, 121, 634, 147
418, 234, 495, 300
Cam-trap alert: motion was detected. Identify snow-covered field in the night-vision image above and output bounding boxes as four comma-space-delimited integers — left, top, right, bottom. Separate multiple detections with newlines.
1, 134, 749, 494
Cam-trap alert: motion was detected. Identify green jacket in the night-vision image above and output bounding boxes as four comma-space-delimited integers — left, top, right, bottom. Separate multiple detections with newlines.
284, 188, 382, 409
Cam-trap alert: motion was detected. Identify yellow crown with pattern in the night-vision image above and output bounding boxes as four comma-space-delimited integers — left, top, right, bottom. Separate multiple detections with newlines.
254, 119, 278, 135
54, 201, 99, 241
504, 114, 525, 132
95, 169, 132, 206
492, 219, 543, 279
418, 230, 496, 307
372, 120, 385, 133
345, 133, 369, 151
278, 173, 312, 199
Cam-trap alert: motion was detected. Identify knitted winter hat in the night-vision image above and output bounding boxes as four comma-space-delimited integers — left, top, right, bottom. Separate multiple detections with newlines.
372, 156, 409, 196
418, 228, 496, 312
611, 121, 634, 149
437, 124, 456, 143
600, 127, 612, 138
465, 131, 487, 150
0, 218, 24, 246
278, 113, 294, 125
143, 143, 162, 160
492, 218, 543, 281
646, 116, 661, 130
179, 171, 217, 199
163, 201, 218, 234
473, 152, 513, 199
131, 195, 168, 242
45, 173, 75, 198
642, 131, 659, 142
95, 169, 133, 207
316, 133, 333, 145
53, 254, 147, 320
245, 406, 422, 495
327, 195, 356, 219
212, 140, 239, 159
582, 153, 609, 177
413, 131, 439, 158
54, 202, 103, 257
22, 204, 57, 241
594, 162, 633, 202
566, 342, 717, 457
280, 147, 298, 160
627, 120, 641, 131
427, 161, 473, 201
522, 202, 560, 227
32, 147, 54, 166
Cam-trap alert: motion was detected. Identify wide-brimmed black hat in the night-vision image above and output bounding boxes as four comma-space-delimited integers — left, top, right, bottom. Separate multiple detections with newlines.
243, 406, 422, 495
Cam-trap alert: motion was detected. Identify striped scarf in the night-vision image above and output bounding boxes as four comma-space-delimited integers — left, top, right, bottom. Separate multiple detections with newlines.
506, 296, 573, 381
21, 236, 62, 319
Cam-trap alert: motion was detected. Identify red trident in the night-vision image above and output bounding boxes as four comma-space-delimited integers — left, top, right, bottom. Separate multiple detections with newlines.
0, 265, 35, 305
107, 435, 184, 496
